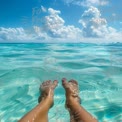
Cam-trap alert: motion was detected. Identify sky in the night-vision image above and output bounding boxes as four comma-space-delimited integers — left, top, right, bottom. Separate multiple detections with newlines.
0, 0, 122, 43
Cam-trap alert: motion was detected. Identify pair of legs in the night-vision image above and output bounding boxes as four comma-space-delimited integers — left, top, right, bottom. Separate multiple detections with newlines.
19, 78, 98, 122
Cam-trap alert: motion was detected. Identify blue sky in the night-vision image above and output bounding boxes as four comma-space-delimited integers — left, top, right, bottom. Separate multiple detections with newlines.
0, 0, 122, 43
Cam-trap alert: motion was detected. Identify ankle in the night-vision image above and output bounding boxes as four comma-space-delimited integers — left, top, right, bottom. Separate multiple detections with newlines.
66, 95, 81, 109
40, 96, 54, 108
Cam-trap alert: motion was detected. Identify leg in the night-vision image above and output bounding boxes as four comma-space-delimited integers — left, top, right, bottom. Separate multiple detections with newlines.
62, 78, 98, 122
19, 80, 58, 122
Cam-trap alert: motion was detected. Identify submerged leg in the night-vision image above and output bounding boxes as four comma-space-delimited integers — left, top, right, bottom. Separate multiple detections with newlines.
19, 80, 58, 122
62, 78, 98, 122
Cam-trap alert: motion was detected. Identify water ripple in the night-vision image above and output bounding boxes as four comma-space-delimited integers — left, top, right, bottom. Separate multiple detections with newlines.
0, 43, 122, 122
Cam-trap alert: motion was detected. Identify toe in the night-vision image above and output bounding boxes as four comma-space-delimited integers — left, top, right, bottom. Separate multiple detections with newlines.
43, 81, 48, 86
42, 82, 45, 85
69, 79, 78, 85
62, 78, 69, 88
40, 80, 51, 89
53, 80, 58, 87
62, 78, 67, 84
53, 80, 58, 84
47, 80, 51, 85
41, 81, 46, 88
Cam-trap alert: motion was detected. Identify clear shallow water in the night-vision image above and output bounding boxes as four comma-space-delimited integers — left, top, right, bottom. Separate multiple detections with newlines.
0, 43, 122, 122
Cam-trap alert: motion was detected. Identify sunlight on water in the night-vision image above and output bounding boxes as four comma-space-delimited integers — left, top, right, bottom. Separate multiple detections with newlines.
0, 43, 122, 122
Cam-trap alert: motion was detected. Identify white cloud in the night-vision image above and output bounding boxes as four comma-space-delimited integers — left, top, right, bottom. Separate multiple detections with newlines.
33, 26, 49, 40
41, 8, 82, 39
0, 27, 31, 42
41, 6, 47, 12
78, 6, 121, 39
48, 8, 61, 15
0, 7, 122, 43
84, 0, 108, 6
0, 8, 82, 42
0, 27, 48, 42
63, 0, 109, 7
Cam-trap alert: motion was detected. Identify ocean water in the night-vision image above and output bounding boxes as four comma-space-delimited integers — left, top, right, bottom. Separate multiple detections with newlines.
0, 43, 122, 122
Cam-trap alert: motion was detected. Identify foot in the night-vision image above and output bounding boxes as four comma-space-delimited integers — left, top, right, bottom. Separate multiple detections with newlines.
38, 80, 58, 107
62, 78, 81, 109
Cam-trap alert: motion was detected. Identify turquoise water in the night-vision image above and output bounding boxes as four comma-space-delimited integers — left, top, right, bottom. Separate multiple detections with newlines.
0, 43, 122, 122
